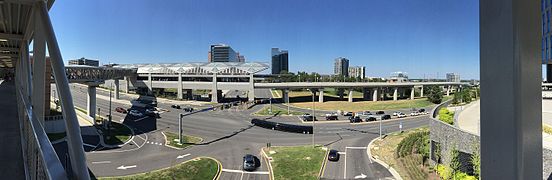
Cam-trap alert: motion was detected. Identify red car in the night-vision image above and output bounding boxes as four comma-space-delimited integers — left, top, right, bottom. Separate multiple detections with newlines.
115, 107, 127, 114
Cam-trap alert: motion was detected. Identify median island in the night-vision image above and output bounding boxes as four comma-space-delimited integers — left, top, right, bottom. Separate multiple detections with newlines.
163, 131, 203, 149
264, 145, 326, 180
100, 157, 220, 180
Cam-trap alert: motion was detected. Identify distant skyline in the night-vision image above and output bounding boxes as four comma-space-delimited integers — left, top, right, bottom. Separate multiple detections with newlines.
49, 0, 480, 79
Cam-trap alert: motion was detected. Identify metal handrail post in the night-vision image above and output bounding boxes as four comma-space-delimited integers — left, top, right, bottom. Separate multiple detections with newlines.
35, 2, 90, 179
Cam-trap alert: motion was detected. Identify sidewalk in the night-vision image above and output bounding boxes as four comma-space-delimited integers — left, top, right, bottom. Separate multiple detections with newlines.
456, 99, 552, 149
0, 80, 24, 178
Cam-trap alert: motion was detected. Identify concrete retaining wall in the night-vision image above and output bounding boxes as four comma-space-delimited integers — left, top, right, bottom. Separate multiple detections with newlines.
44, 115, 65, 133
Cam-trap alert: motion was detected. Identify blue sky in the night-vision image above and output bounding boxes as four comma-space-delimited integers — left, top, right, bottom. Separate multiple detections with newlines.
49, 0, 480, 80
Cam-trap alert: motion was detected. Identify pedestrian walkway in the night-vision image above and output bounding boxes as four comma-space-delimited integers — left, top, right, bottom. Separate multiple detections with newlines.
456, 99, 552, 149
0, 80, 24, 178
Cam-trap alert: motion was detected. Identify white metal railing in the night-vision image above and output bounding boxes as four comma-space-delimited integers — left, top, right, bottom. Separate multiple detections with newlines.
16, 78, 68, 180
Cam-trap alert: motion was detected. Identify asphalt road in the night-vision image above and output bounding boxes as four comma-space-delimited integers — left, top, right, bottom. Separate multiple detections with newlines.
53, 85, 429, 179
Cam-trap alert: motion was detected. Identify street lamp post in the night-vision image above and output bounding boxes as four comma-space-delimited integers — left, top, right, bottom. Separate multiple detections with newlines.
179, 113, 183, 144
311, 89, 315, 147
269, 98, 272, 114
108, 83, 113, 138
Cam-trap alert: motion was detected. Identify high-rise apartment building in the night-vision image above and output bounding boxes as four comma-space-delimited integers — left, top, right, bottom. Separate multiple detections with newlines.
271, 48, 289, 74
348, 66, 366, 79
543, 1, 552, 81
334, 57, 349, 77
446, 73, 461, 82
68, 57, 99, 67
209, 44, 239, 62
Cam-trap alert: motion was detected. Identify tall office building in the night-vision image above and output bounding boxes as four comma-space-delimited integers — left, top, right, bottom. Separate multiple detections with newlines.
271, 48, 289, 74
209, 44, 239, 62
68, 57, 99, 67
446, 73, 461, 82
334, 57, 349, 77
348, 66, 366, 79
544, 1, 552, 81
237, 52, 246, 62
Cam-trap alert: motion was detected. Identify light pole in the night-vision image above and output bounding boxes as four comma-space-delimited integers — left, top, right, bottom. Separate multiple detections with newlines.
311, 89, 316, 147
269, 97, 273, 114
179, 113, 184, 144
108, 83, 113, 139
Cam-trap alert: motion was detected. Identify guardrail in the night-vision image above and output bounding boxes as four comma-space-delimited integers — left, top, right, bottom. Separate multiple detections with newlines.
16, 83, 68, 180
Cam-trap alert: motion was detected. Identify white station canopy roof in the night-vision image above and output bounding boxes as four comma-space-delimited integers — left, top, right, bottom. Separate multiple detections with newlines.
116, 62, 269, 75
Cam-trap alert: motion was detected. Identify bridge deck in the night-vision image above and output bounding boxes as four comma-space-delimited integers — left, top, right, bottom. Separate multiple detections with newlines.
0, 80, 25, 179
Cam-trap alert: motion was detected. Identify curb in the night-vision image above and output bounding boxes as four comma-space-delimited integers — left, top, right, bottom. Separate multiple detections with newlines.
261, 148, 275, 180
367, 137, 403, 180
97, 122, 135, 148
318, 147, 329, 179
209, 157, 223, 180
161, 131, 204, 150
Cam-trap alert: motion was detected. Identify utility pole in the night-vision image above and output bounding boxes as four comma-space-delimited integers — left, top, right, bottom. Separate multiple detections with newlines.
179, 113, 183, 144
108, 83, 113, 139
269, 98, 272, 114
312, 89, 316, 147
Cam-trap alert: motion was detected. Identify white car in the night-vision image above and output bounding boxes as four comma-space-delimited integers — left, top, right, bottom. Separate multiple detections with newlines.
392, 112, 400, 116
397, 112, 407, 118
410, 111, 419, 116
129, 110, 143, 117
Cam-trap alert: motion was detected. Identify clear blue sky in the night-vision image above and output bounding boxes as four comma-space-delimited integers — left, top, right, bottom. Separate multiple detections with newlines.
49, 0, 480, 80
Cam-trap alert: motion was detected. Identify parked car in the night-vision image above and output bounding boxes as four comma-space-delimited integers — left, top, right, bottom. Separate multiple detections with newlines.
115, 107, 127, 114
171, 104, 181, 109
325, 113, 339, 120
410, 111, 419, 116
397, 112, 407, 118
302, 114, 318, 121
129, 110, 142, 117
376, 111, 385, 115
382, 114, 392, 120
366, 116, 377, 122
343, 112, 353, 116
242, 154, 258, 171
392, 111, 400, 116
328, 150, 340, 161
418, 109, 428, 115
349, 116, 362, 123
183, 107, 194, 112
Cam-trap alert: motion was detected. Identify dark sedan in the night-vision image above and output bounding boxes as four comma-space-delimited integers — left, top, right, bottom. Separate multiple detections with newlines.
328, 150, 340, 161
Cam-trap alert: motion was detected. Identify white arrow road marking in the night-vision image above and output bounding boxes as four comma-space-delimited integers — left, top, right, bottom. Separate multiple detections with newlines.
354, 173, 367, 179
346, 147, 367, 150
338, 152, 346, 155
117, 165, 137, 170
177, 154, 191, 159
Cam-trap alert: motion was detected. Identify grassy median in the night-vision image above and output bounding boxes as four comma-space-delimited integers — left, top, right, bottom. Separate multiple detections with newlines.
371, 127, 433, 180
265, 146, 326, 180
253, 106, 304, 116
290, 98, 434, 112
100, 157, 219, 180
164, 131, 202, 149
99, 122, 132, 145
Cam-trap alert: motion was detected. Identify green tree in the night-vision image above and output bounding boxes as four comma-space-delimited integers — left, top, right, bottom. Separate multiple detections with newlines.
471, 144, 480, 178
426, 86, 443, 104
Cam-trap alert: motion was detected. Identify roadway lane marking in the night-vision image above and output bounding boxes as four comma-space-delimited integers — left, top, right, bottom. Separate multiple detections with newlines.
346, 146, 368, 149
222, 169, 270, 175
134, 116, 149, 122
91, 161, 111, 164
83, 143, 96, 148
338, 152, 346, 155
117, 165, 137, 170
177, 154, 191, 159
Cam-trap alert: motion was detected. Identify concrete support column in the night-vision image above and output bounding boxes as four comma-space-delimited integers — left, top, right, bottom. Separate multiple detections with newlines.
480, 0, 541, 178
283, 89, 289, 104
372, 88, 378, 102
420, 85, 424, 97
32, 23, 46, 125
348, 89, 354, 102
147, 73, 152, 93
124, 76, 129, 93
177, 73, 183, 99
87, 86, 97, 119
319, 89, 324, 103
446, 86, 450, 96
393, 87, 398, 101
410, 87, 415, 100
114, 79, 120, 99
248, 74, 255, 102
212, 73, 218, 103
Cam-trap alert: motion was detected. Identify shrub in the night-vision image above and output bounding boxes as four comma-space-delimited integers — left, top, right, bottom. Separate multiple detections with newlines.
395, 131, 430, 161
436, 164, 453, 180
438, 108, 454, 125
